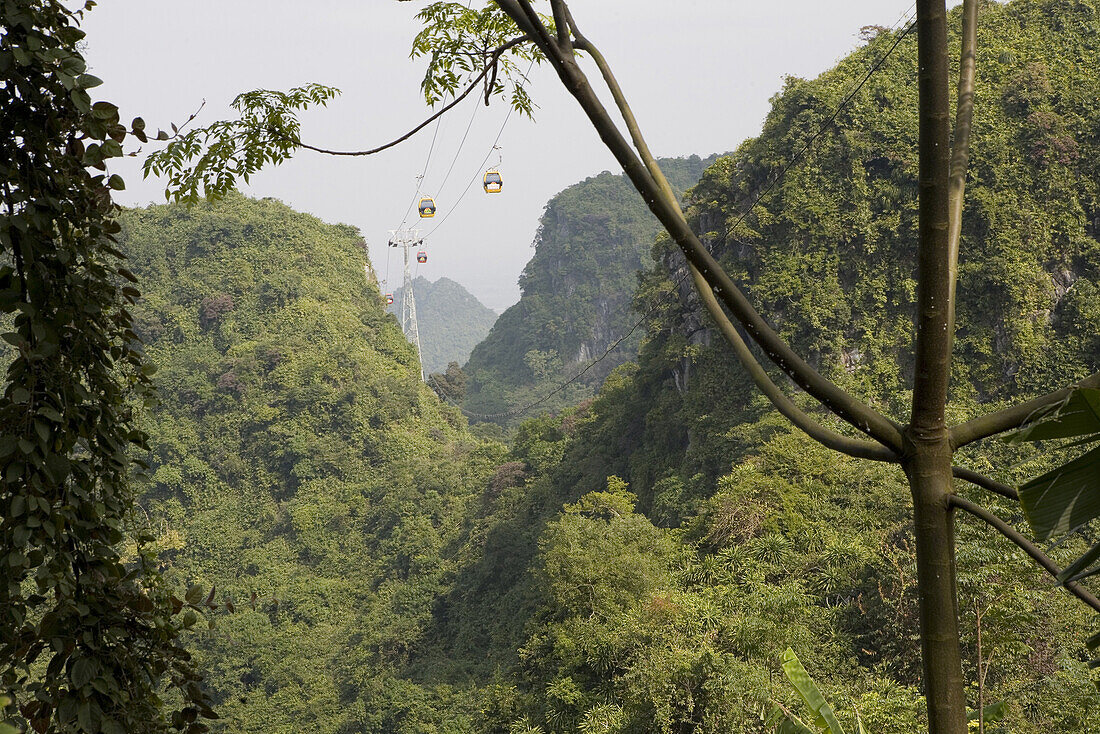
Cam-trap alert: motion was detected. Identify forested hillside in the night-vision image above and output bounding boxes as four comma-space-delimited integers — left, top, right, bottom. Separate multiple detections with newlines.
412, 0, 1100, 731
100, 1, 1100, 732
388, 275, 497, 374
461, 155, 719, 425
117, 195, 503, 732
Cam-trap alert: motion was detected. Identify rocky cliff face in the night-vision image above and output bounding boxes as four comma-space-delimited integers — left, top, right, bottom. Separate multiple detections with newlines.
461, 154, 722, 424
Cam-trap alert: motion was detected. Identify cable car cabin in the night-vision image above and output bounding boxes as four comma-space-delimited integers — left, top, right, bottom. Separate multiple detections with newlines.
483, 170, 503, 194
385, 293, 394, 305
416, 251, 428, 264
418, 197, 436, 218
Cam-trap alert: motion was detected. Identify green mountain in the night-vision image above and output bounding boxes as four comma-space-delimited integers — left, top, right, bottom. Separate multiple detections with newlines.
388, 275, 498, 375
413, 1, 1100, 731
117, 194, 504, 733
106, 1, 1100, 731
461, 155, 720, 425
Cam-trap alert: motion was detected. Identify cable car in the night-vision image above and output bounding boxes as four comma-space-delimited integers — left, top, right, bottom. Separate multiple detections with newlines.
418, 197, 436, 218
416, 250, 428, 264
483, 170, 503, 194
385, 293, 394, 305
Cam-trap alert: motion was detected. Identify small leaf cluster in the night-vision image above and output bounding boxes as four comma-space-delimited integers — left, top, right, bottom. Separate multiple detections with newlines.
411, 1, 545, 114
1, 1, 211, 731
143, 84, 340, 206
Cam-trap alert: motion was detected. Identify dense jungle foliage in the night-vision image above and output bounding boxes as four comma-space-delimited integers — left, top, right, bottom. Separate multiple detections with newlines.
52, 0, 1100, 731
388, 276, 497, 375
461, 155, 718, 427
115, 195, 505, 732
412, 0, 1100, 731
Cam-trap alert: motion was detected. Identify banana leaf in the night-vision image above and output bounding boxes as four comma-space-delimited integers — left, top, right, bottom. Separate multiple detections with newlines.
1006, 388, 1100, 445
780, 648, 847, 734
1018, 444, 1100, 541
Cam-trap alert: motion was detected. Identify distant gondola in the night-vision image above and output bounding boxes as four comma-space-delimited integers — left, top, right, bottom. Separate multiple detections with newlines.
385, 293, 394, 305
417, 250, 428, 264
418, 197, 436, 218
483, 170, 503, 194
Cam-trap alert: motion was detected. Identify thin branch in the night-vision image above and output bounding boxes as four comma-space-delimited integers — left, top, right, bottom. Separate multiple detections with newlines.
692, 263, 897, 462
494, 0, 544, 47
549, 0, 572, 51
493, 0, 906, 453
945, 0, 977, 343
951, 465, 1018, 501
950, 371, 1100, 448
292, 36, 529, 157
514, 0, 560, 55
951, 495, 1100, 614
573, 7, 893, 464
567, 12, 678, 208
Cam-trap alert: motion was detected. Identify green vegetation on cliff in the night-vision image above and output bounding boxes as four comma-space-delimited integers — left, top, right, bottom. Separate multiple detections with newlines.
117, 194, 503, 733
70, 1, 1100, 731
461, 155, 719, 425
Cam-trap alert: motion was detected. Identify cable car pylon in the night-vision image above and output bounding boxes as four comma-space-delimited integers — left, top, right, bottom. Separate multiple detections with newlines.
388, 228, 425, 381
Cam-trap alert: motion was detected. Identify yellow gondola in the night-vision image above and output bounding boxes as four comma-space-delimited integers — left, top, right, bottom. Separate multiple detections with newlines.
483, 170, 503, 194
418, 197, 436, 218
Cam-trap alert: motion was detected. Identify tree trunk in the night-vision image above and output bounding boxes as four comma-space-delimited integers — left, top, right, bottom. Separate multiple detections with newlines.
911, 0, 967, 730
905, 441, 968, 734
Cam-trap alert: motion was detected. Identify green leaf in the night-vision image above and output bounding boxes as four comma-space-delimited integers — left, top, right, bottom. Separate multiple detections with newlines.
780, 648, 847, 734
185, 584, 204, 605
71, 657, 95, 688
1007, 388, 1100, 444
108, 174, 125, 190
1058, 540, 1100, 584
967, 701, 1009, 723
1019, 444, 1100, 540
78, 73, 104, 89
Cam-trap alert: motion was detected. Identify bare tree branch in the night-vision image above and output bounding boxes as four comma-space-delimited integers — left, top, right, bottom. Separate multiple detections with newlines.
549, 0, 572, 50
293, 36, 529, 157
944, 0, 977, 343
951, 495, 1100, 614
567, 7, 896, 462
950, 371, 1100, 448
951, 466, 1018, 501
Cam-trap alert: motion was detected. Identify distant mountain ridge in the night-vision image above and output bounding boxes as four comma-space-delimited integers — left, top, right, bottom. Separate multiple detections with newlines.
388, 275, 497, 374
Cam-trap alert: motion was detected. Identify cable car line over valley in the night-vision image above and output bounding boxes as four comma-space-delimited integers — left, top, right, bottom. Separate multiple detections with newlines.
438, 9, 917, 421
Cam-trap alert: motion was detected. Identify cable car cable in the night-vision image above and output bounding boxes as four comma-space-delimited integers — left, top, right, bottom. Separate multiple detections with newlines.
424, 58, 535, 238
437, 13, 917, 421
398, 101, 447, 229
717, 6, 916, 244
433, 87, 483, 198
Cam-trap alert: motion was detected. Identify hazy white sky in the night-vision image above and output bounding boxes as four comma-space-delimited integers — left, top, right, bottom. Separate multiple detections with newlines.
82, 1, 918, 311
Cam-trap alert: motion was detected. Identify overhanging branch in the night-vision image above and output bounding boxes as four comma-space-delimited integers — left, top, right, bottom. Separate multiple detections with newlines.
951, 465, 1018, 501
692, 264, 897, 462
951, 495, 1100, 614
492, 0, 905, 453
950, 371, 1100, 448
293, 36, 529, 157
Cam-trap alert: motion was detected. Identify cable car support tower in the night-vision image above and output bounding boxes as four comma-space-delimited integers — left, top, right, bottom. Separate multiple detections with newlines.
388, 228, 425, 381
